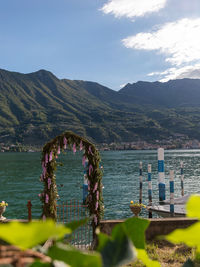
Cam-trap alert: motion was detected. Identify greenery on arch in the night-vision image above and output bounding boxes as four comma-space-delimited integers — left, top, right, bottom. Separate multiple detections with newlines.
39, 131, 104, 228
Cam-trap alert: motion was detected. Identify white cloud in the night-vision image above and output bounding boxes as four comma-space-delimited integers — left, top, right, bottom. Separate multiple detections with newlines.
101, 0, 167, 19
122, 18, 200, 66
148, 64, 200, 82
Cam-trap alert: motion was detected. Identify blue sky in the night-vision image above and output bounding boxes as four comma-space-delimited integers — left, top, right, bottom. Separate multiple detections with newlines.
1, 0, 200, 90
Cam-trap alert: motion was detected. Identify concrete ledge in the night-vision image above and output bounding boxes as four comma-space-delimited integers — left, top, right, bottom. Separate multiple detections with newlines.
100, 217, 198, 240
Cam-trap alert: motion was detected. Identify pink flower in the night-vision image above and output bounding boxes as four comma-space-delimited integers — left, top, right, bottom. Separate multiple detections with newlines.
57, 146, 60, 155
45, 194, 49, 203
95, 201, 98, 210
94, 215, 97, 225
93, 182, 98, 193
48, 178, 51, 189
88, 180, 90, 191
89, 164, 93, 176
96, 191, 99, 200
49, 151, 53, 161
42, 161, 45, 168
80, 140, 83, 151
42, 214, 46, 221
88, 146, 93, 155
63, 137, 67, 149
45, 153, 48, 164
40, 175, 44, 182
38, 194, 41, 197
42, 166, 46, 177
82, 155, 86, 166
73, 143, 76, 154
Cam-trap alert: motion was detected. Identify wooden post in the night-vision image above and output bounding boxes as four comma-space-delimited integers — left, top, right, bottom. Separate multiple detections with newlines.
139, 162, 143, 204
170, 170, 174, 216
27, 200, 32, 222
148, 164, 152, 218
180, 161, 184, 196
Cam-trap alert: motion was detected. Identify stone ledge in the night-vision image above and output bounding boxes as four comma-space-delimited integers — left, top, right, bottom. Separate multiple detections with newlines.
100, 217, 198, 240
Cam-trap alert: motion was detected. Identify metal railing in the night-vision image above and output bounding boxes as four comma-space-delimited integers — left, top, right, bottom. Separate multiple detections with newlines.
56, 199, 92, 249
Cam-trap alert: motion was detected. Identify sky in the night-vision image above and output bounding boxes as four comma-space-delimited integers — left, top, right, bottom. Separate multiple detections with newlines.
1, 0, 200, 90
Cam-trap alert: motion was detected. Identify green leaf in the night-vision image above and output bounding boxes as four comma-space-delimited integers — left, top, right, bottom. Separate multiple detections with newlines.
30, 261, 52, 267
121, 217, 160, 267
0, 220, 71, 250
195, 251, 200, 261
182, 258, 195, 267
97, 224, 136, 267
48, 243, 102, 267
123, 217, 149, 249
166, 222, 200, 252
65, 217, 88, 232
186, 195, 200, 219
136, 249, 161, 267
97, 232, 111, 252
97, 217, 160, 267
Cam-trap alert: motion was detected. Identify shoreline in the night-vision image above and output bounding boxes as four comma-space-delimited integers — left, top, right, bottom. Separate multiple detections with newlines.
1, 147, 200, 153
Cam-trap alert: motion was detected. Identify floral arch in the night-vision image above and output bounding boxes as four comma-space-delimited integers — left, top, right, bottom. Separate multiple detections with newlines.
39, 131, 103, 228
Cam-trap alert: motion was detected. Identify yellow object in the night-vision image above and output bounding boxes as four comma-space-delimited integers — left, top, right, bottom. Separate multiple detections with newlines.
0, 201, 8, 207
130, 201, 146, 209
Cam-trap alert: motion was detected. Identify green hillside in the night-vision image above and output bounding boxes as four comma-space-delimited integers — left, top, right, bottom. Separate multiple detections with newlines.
1, 68, 200, 146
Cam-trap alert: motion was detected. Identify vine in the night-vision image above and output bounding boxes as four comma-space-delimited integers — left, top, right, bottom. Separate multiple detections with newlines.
39, 131, 103, 231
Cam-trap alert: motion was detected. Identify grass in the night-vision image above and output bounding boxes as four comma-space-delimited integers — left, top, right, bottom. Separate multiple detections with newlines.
127, 240, 197, 267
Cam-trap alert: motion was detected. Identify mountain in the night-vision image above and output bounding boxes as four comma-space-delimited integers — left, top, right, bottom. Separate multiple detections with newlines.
119, 79, 200, 107
119, 79, 200, 142
1, 68, 200, 146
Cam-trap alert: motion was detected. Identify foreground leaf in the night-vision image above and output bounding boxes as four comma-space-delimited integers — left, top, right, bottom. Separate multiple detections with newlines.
166, 222, 200, 252
97, 217, 160, 267
123, 217, 160, 266
137, 249, 161, 267
0, 220, 71, 250
182, 258, 195, 267
97, 224, 136, 267
186, 195, 200, 219
30, 261, 52, 267
65, 217, 88, 232
48, 243, 102, 267
123, 217, 149, 249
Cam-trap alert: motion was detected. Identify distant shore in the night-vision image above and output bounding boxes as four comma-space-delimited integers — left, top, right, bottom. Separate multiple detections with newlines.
1, 140, 200, 153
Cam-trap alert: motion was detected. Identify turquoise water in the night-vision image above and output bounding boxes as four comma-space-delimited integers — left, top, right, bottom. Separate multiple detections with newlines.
0, 150, 200, 220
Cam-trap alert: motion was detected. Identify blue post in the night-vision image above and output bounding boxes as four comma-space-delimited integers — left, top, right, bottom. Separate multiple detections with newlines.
148, 164, 152, 218
139, 162, 142, 204
180, 161, 184, 196
83, 159, 88, 204
158, 148, 165, 202
170, 170, 174, 216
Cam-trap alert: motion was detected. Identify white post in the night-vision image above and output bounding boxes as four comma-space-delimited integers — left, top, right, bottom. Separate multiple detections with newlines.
158, 148, 165, 202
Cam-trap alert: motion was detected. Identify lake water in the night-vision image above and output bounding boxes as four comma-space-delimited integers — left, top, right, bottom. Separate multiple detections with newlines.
1, 150, 200, 220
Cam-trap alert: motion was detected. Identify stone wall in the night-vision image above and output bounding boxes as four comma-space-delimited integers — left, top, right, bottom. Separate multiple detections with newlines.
100, 217, 198, 240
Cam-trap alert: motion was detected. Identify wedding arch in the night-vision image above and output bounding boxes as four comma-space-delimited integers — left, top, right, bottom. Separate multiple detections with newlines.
39, 131, 103, 228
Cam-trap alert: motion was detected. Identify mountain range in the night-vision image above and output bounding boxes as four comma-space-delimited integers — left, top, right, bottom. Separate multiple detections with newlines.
1, 68, 200, 146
